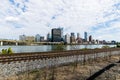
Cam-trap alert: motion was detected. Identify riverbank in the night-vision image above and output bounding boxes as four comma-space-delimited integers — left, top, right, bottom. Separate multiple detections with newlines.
6, 54, 120, 80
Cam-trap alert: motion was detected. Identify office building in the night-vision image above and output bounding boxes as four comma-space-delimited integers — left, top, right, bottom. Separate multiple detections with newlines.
70, 32, 76, 43
60, 28, 64, 41
51, 28, 62, 42
89, 35, 92, 42
84, 32, 87, 42
65, 33, 70, 44
25, 36, 35, 42
40, 36, 44, 42
77, 33, 80, 39
35, 34, 40, 42
19, 34, 26, 41
111, 40, 116, 44
76, 33, 82, 44
96, 39, 99, 44
47, 33, 51, 42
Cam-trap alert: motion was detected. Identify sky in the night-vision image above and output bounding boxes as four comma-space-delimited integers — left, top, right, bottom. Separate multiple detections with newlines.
0, 0, 120, 41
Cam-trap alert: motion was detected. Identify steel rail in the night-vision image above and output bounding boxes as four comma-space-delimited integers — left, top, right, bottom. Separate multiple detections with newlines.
0, 48, 120, 63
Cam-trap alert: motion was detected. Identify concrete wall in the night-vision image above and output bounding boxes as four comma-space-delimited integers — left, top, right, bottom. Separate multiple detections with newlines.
0, 51, 120, 79
0, 41, 3, 46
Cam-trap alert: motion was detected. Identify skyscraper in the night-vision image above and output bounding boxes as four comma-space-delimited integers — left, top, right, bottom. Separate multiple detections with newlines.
76, 33, 82, 44
40, 36, 44, 42
89, 35, 92, 42
84, 32, 87, 42
70, 32, 76, 43
60, 28, 64, 41
65, 33, 70, 44
77, 33, 80, 39
51, 28, 62, 42
35, 34, 40, 42
47, 33, 51, 42
19, 34, 26, 41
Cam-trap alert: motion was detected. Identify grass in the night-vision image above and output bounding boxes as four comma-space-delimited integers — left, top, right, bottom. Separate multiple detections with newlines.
4, 54, 120, 80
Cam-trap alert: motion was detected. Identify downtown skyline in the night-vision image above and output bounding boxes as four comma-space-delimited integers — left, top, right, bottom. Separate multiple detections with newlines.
0, 0, 120, 41
19, 28, 116, 45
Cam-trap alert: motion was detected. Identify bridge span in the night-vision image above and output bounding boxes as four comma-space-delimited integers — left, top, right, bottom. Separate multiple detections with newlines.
0, 40, 26, 46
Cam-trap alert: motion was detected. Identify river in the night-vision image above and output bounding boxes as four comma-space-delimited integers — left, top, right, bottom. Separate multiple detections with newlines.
0, 45, 116, 53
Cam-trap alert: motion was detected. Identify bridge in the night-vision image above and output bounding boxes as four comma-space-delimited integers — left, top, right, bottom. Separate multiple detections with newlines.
0, 39, 26, 46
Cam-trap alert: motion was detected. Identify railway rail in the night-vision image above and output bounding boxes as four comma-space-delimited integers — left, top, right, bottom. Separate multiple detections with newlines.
0, 48, 120, 63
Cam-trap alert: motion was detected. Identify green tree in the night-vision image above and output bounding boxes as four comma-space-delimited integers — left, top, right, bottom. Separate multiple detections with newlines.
7, 47, 13, 54
1, 49, 8, 54
53, 44, 66, 51
116, 43, 120, 47
1, 47, 13, 54
102, 45, 110, 48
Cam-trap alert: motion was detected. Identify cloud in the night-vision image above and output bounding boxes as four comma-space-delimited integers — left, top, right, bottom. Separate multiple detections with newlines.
0, 0, 120, 41
5, 16, 19, 22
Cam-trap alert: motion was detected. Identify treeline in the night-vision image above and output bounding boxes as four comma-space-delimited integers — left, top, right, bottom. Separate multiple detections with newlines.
116, 43, 120, 47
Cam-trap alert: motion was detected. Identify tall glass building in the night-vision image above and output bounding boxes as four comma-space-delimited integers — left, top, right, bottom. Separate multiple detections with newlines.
51, 28, 62, 42
47, 33, 51, 42
35, 34, 40, 42
84, 32, 87, 42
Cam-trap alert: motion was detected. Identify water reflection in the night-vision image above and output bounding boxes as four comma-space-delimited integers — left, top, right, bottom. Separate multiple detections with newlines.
0, 45, 116, 53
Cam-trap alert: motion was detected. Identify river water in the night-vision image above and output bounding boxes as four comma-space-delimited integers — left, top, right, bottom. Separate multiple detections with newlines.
0, 45, 116, 53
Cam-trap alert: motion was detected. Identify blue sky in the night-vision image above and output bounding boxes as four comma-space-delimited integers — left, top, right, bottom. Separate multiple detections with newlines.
0, 0, 120, 41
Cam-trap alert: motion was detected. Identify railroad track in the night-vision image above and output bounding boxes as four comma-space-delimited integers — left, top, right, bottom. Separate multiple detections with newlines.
0, 48, 120, 63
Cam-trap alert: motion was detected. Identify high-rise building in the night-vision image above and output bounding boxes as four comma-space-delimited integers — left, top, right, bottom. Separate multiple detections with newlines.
89, 35, 92, 42
77, 33, 80, 39
47, 33, 51, 42
60, 28, 64, 41
65, 33, 70, 44
84, 32, 87, 42
70, 32, 76, 43
19, 34, 26, 41
76, 33, 82, 44
60, 27, 63, 37
40, 36, 44, 42
51, 28, 62, 42
71, 33, 75, 37
111, 40, 116, 44
26, 36, 35, 42
96, 39, 99, 44
35, 34, 40, 42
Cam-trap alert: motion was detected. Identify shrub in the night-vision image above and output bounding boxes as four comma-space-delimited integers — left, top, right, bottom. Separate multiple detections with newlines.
53, 44, 65, 51
102, 46, 110, 48
116, 43, 120, 47
7, 47, 13, 54
1, 47, 13, 54
81, 48, 88, 50
1, 49, 7, 54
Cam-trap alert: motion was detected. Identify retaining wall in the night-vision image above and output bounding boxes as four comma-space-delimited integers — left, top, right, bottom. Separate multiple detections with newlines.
0, 50, 120, 79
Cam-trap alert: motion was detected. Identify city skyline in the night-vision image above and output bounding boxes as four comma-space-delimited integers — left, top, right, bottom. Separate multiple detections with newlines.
19, 29, 116, 44
0, 0, 120, 41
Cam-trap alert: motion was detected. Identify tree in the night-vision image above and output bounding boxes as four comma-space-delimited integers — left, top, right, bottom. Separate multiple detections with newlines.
116, 43, 120, 47
7, 47, 13, 54
53, 44, 66, 51
1, 49, 7, 54
1, 47, 13, 54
